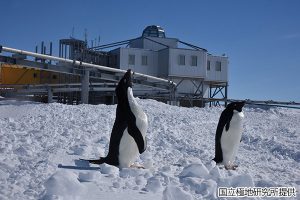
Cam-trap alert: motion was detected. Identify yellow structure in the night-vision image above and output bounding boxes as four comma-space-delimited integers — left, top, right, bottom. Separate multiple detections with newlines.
0, 63, 80, 85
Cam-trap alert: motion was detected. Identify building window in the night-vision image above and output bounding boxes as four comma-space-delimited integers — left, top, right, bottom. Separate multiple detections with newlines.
128, 54, 135, 65
142, 55, 148, 66
216, 61, 221, 71
179, 55, 185, 65
207, 60, 211, 71
191, 56, 197, 66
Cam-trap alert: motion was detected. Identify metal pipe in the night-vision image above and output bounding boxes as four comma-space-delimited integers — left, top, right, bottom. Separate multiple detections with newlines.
81, 69, 90, 104
50, 42, 52, 56
64, 44, 67, 59
35, 45, 38, 61
59, 42, 61, 57
41, 41, 44, 54
49, 42, 52, 64
1, 46, 176, 85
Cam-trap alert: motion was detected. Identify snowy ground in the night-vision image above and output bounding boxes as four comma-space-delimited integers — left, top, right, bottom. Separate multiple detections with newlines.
0, 99, 299, 199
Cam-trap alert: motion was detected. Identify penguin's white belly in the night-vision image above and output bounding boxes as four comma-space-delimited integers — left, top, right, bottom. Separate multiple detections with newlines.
118, 129, 139, 168
133, 110, 148, 139
118, 88, 148, 168
221, 112, 244, 165
128, 88, 148, 149
118, 112, 147, 168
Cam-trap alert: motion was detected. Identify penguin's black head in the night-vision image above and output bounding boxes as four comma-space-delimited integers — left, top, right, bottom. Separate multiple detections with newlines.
226, 101, 246, 112
116, 69, 132, 100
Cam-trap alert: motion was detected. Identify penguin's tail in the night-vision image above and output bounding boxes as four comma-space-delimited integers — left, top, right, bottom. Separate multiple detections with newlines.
82, 157, 106, 165
212, 157, 222, 164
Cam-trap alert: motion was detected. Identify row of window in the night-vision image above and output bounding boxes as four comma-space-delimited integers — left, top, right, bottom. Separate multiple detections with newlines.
180, 55, 222, 71
207, 60, 222, 71
128, 54, 222, 71
178, 55, 198, 66
129, 55, 148, 66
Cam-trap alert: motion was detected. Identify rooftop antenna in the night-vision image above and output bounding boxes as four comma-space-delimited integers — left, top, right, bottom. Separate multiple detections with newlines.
71, 26, 75, 38
98, 36, 101, 46
84, 28, 88, 44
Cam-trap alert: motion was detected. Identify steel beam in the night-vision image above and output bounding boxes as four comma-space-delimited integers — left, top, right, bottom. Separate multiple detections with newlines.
81, 69, 90, 104
48, 87, 53, 103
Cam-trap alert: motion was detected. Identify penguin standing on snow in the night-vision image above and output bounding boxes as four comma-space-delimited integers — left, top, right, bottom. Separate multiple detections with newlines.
213, 101, 246, 170
86, 69, 148, 168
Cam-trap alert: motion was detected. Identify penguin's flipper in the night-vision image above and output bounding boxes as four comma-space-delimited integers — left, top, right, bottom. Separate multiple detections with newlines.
223, 111, 233, 132
225, 121, 231, 131
213, 139, 223, 163
127, 124, 146, 154
214, 122, 225, 163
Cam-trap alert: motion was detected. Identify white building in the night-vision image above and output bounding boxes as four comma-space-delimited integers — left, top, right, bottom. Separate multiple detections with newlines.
110, 25, 228, 106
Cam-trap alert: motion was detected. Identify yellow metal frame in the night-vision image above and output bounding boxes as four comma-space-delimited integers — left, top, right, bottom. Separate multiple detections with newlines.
0, 63, 80, 85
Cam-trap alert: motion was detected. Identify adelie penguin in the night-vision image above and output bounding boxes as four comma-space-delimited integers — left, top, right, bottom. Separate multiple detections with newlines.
84, 69, 148, 168
213, 101, 246, 170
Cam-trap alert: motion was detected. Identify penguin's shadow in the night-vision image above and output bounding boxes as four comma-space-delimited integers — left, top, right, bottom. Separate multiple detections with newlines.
75, 159, 90, 167
58, 159, 100, 170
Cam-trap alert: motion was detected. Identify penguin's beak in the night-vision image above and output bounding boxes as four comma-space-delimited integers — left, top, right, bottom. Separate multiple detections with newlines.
236, 101, 246, 112
123, 69, 132, 88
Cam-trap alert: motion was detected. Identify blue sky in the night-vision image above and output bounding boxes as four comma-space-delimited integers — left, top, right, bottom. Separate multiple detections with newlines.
1, 0, 299, 101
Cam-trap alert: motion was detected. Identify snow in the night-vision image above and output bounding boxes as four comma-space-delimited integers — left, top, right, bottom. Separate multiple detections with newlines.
163, 185, 193, 200
43, 170, 87, 200
179, 163, 210, 179
0, 98, 299, 199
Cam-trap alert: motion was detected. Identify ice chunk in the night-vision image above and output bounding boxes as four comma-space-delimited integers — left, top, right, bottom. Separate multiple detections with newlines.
181, 177, 217, 198
99, 163, 119, 176
78, 171, 99, 182
163, 185, 193, 200
209, 166, 221, 181
144, 176, 163, 193
218, 174, 254, 187
179, 163, 209, 179
119, 168, 149, 178
43, 170, 86, 199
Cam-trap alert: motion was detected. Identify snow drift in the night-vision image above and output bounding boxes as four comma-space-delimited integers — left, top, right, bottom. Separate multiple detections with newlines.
0, 99, 299, 199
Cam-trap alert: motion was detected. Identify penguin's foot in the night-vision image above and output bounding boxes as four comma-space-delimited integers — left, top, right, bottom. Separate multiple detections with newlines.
225, 164, 238, 170
130, 163, 145, 169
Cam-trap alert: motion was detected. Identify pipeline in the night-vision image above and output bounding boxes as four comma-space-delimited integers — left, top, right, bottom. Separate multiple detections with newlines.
0, 45, 176, 86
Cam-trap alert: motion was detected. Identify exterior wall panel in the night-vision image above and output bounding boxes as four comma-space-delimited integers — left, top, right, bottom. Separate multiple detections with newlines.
168, 48, 206, 78
112, 36, 228, 100
158, 48, 169, 77
119, 48, 158, 76
206, 55, 228, 82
